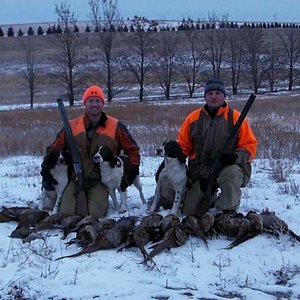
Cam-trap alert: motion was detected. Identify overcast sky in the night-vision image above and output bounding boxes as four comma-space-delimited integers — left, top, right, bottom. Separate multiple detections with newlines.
1, 0, 299, 25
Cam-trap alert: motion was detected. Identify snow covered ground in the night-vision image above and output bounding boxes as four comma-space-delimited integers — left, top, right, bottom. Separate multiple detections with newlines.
0, 155, 299, 299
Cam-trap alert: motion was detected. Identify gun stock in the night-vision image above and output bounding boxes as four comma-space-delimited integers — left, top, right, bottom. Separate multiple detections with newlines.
57, 99, 88, 216
194, 94, 256, 218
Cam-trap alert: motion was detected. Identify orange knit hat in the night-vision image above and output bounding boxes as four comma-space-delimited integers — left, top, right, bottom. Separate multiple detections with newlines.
82, 85, 105, 105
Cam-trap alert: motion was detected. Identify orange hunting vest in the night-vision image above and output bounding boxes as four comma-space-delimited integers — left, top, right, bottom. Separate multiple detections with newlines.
69, 115, 118, 181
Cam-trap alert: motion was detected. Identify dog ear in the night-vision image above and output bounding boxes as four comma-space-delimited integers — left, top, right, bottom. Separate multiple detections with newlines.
109, 156, 118, 168
172, 141, 187, 164
155, 161, 165, 182
162, 139, 171, 147
178, 150, 187, 164
62, 149, 72, 166
48, 149, 59, 160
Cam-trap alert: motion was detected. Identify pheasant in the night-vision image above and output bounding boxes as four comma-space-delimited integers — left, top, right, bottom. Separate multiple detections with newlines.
213, 211, 246, 238
68, 215, 99, 234
260, 209, 300, 242
200, 212, 215, 236
65, 218, 117, 247
0, 206, 32, 223
224, 211, 258, 249
10, 226, 36, 239
35, 213, 65, 231
56, 216, 137, 260
60, 215, 84, 239
17, 208, 49, 228
144, 214, 188, 262
10, 209, 49, 240
182, 215, 209, 249
225, 209, 300, 249
118, 214, 163, 261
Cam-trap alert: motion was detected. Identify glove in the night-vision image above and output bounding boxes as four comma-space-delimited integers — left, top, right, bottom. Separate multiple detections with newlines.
219, 152, 238, 166
40, 151, 58, 191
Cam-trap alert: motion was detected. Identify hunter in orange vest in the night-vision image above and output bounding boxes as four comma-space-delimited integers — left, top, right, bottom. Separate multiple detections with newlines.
178, 79, 257, 216
41, 85, 141, 217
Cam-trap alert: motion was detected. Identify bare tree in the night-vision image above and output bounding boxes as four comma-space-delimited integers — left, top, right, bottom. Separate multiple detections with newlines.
226, 28, 244, 94
264, 37, 284, 92
53, 1, 85, 106
22, 37, 38, 108
89, 0, 123, 102
279, 28, 300, 91
122, 16, 156, 102
241, 27, 267, 93
152, 32, 178, 100
175, 20, 204, 98
202, 14, 228, 78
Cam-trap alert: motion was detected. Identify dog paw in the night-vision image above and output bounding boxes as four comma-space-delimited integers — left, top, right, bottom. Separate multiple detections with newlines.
170, 208, 179, 216
113, 203, 119, 211
147, 207, 157, 215
119, 205, 127, 214
148, 206, 155, 213
52, 207, 59, 215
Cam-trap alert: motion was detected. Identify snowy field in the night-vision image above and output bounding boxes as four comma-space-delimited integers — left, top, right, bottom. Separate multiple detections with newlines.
0, 155, 300, 300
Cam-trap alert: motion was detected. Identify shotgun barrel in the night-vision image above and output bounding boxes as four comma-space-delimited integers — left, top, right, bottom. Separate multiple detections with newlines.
57, 99, 88, 216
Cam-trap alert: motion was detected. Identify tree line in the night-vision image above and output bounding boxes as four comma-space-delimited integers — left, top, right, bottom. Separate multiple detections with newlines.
1, 19, 300, 38
2, 0, 300, 107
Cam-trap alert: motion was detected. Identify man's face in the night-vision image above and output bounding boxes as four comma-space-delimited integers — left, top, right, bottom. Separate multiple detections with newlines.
205, 90, 225, 108
85, 97, 103, 116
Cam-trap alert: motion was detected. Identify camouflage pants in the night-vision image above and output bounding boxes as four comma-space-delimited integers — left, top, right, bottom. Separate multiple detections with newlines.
60, 180, 109, 218
183, 164, 243, 216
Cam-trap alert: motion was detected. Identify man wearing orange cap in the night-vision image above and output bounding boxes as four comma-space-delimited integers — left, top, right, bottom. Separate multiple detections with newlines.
41, 85, 141, 217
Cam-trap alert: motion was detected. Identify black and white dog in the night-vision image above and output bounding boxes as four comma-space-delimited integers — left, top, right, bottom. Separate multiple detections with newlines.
148, 140, 187, 216
93, 145, 146, 213
40, 150, 69, 214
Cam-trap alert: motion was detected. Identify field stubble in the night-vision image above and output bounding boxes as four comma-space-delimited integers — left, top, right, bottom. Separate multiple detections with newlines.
0, 94, 299, 160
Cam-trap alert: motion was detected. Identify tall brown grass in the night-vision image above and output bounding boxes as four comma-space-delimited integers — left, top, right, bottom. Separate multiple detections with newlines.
0, 94, 299, 159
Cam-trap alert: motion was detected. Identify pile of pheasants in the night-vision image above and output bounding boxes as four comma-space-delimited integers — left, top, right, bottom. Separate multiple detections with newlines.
1, 207, 299, 264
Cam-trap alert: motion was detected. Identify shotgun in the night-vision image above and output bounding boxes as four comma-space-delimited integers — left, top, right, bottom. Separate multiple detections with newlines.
194, 94, 256, 218
57, 98, 88, 216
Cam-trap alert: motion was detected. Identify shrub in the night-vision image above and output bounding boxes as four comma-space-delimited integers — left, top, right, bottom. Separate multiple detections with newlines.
37, 26, 44, 35
28, 26, 35, 36
17, 29, 24, 36
7, 26, 14, 37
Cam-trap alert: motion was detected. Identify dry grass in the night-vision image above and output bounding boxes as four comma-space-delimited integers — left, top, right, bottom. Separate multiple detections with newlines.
1, 94, 299, 159
247, 95, 300, 159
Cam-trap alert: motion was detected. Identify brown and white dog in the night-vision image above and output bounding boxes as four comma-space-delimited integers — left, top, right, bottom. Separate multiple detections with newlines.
93, 146, 146, 213
39, 150, 69, 214
148, 140, 187, 216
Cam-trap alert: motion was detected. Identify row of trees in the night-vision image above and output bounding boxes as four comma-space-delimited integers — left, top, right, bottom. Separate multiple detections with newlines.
8, 0, 300, 107
1, 20, 300, 38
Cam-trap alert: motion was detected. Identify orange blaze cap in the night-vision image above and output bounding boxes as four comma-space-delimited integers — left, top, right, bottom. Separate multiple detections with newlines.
82, 85, 105, 105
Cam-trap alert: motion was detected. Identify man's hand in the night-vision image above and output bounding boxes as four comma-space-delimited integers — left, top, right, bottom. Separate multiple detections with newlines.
219, 152, 237, 166
40, 151, 58, 191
